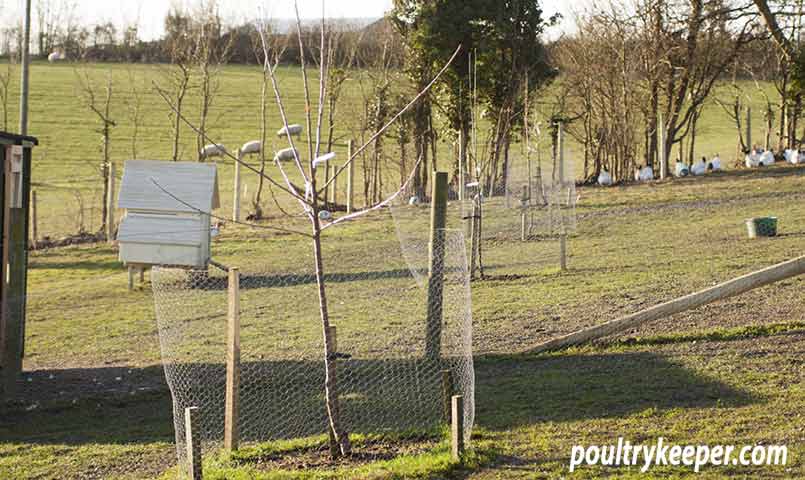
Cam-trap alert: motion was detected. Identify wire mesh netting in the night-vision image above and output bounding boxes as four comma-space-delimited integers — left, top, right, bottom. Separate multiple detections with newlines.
150, 229, 474, 467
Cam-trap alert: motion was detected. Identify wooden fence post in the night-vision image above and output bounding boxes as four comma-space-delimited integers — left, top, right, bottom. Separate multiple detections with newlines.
30, 190, 36, 248
346, 140, 355, 213
233, 150, 242, 222
746, 106, 752, 151
185, 407, 202, 480
458, 130, 465, 202
469, 197, 479, 280
224, 268, 240, 452
330, 165, 338, 206
106, 162, 116, 243
441, 370, 453, 422
451, 395, 464, 461
658, 111, 666, 180
557, 122, 568, 271
425, 172, 448, 360
324, 159, 332, 205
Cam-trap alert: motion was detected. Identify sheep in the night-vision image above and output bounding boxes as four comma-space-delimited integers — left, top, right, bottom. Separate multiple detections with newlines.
690, 157, 707, 176
759, 150, 775, 167
277, 124, 303, 138
674, 161, 690, 177
200, 144, 227, 160
597, 170, 613, 186
708, 154, 722, 171
240, 140, 262, 155
273, 147, 299, 163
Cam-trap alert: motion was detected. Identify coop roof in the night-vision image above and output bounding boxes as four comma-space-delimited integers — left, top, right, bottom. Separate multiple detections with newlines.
118, 160, 220, 213
117, 214, 202, 247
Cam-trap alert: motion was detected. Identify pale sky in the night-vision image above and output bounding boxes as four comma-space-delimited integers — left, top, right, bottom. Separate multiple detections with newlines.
1, 0, 577, 42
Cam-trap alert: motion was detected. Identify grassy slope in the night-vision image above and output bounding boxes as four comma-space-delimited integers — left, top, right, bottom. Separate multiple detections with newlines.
0, 62, 802, 479
1, 163, 802, 479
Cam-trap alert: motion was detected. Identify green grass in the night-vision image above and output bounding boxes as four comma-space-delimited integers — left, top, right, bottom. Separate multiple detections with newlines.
0, 61, 803, 479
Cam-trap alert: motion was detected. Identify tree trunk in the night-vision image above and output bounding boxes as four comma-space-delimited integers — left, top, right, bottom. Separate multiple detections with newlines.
311, 220, 351, 457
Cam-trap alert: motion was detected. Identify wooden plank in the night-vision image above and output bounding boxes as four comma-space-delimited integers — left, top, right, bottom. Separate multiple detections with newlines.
451, 395, 464, 461
425, 172, 448, 360
30, 190, 36, 248
529, 255, 805, 354
224, 268, 240, 452
1, 146, 27, 397
184, 406, 203, 480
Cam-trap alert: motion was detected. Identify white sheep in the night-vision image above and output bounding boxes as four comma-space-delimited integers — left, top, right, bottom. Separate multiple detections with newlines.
674, 161, 690, 177
598, 170, 613, 186
200, 144, 227, 159
274, 147, 299, 163
277, 124, 303, 138
240, 140, 262, 155
690, 157, 707, 176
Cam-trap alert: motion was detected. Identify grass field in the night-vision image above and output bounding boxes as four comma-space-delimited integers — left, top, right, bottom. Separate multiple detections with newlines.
0, 62, 803, 479
0, 60, 789, 239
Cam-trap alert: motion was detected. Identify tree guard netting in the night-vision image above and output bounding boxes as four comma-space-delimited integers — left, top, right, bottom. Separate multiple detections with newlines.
151, 229, 474, 466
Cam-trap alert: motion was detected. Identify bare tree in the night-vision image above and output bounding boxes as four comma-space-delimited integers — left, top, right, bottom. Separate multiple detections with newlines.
75, 69, 115, 235
155, 10, 460, 457
0, 58, 12, 130
125, 68, 143, 159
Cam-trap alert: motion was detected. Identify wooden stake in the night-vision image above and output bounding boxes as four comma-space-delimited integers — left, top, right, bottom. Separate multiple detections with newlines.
106, 162, 116, 243
30, 190, 36, 248
233, 150, 242, 222
346, 140, 355, 213
451, 395, 464, 461
441, 370, 453, 422
469, 198, 479, 280
425, 172, 448, 360
184, 406, 203, 480
327, 325, 339, 458
331, 165, 338, 206
458, 130, 465, 201
560, 234, 567, 271
746, 106, 752, 151
530, 255, 805, 354
127, 266, 134, 291
658, 111, 667, 180
324, 159, 331, 204
224, 268, 240, 452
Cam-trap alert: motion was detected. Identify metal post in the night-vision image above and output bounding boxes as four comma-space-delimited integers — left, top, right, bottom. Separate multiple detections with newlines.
458, 130, 465, 201
658, 111, 667, 180
224, 268, 240, 452
19, 0, 31, 135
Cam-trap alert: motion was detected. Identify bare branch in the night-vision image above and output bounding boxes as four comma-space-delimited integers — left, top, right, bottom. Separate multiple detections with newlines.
319, 44, 463, 195
149, 178, 312, 238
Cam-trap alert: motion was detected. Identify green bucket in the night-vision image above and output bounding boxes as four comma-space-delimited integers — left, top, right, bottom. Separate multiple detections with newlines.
746, 217, 778, 238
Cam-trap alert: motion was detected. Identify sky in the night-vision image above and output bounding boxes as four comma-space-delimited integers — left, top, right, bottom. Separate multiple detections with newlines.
1, 0, 578, 42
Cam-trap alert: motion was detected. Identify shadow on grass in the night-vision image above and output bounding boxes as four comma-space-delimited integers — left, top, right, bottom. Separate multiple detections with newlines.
164, 268, 419, 291
472, 352, 757, 431
28, 258, 124, 271
1, 349, 758, 452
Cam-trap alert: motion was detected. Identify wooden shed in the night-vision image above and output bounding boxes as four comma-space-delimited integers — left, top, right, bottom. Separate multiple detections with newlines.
117, 160, 220, 269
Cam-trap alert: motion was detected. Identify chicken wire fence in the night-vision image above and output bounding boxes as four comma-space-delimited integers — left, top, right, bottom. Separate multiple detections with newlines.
393, 147, 576, 280
151, 230, 474, 468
